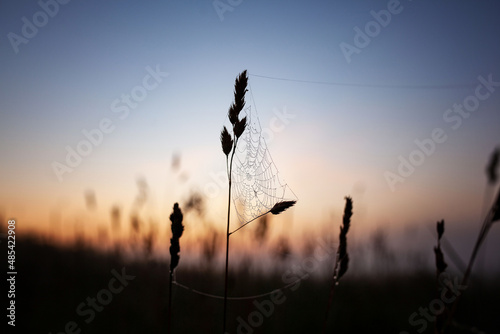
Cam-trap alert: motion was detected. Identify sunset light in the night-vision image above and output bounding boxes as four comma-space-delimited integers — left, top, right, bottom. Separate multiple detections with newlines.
2, 1, 500, 333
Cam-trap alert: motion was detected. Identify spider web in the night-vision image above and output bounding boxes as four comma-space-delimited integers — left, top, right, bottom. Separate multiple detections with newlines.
232, 104, 296, 225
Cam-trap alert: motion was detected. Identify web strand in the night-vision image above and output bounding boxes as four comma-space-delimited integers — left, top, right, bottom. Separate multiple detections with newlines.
172, 276, 305, 300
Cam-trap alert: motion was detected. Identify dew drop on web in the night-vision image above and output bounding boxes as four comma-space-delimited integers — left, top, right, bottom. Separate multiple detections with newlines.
231, 103, 297, 225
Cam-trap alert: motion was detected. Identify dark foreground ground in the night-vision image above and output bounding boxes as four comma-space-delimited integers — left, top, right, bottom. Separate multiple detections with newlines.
3, 236, 499, 334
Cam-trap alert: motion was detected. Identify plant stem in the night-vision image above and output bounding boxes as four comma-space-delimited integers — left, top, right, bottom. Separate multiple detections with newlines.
463, 208, 494, 287
222, 183, 231, 333
322, 253, 339, 334
443, 208, 494, 332
223, 141, 237, 334
168, 270, 173, 334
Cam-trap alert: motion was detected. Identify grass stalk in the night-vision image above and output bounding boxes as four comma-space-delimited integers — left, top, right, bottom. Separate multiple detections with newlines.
322, 196, 352, 333
443, 187, 499, 332
223, 139, 237, 333
220, 70, 248, 333
322, 253, 340, 334
167, 203, 184, 334
168, 270, 173, 333
220, 70, 295, 333
433, 220, 447, 333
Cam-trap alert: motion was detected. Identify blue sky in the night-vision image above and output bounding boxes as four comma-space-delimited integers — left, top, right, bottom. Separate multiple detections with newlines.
1, 0, 500, 267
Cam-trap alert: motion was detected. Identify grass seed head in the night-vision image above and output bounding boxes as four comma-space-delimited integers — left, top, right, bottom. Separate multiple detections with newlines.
169, 203, 184, 272
234, 116, 247, 139
228, 70, 248, 125
338, 253, 349, 280
437, 219, 444, 240
342, 196, 353, 234
434, 246, 448, 274
220, 126, 233, 156
434, 220, 447, 274
486, 147, 499, 185
270, 200, 296, 215
337, 196, 353, 280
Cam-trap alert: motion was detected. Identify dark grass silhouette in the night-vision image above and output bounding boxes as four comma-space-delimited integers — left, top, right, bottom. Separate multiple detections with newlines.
220, 70, 249, 334
322, 196, 353, 333
434, 220, 448, 333
168, 203, 184, 333
440, 147, 500, 333
220, 70, 296, 333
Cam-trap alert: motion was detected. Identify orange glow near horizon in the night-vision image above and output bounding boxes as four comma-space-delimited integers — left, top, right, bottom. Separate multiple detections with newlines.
1, 138, 491, 254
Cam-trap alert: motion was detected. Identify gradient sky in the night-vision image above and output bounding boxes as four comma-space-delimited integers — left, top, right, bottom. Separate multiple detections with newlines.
1, 1, 500, 268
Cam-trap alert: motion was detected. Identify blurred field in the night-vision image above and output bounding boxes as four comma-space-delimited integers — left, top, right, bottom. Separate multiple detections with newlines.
5, 234, 499, 334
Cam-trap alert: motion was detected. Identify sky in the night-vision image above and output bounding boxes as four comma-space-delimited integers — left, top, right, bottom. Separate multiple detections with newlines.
1, 0, 500, 269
